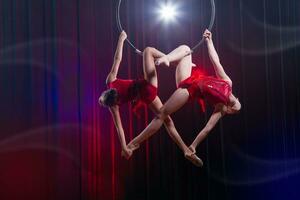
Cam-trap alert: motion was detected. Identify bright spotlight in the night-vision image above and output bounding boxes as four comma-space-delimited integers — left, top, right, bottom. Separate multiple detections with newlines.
157, 3, 179, 23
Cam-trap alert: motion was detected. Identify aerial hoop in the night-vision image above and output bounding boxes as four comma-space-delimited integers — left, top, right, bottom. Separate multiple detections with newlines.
116, 0, 216, 55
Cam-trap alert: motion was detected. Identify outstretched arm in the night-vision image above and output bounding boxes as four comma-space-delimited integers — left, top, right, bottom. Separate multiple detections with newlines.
106, 31, 127, 84
203, 29, 231, 82
109, 105, 131, 158
189, 105, 226, 152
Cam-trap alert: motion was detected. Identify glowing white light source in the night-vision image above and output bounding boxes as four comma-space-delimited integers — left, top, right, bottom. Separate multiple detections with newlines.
157, 3, 179, 23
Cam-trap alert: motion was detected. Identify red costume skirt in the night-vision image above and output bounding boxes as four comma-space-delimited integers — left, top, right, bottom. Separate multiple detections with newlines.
108, 78, 157, 110
178, 67, 232, 112
135, 79, 157, 105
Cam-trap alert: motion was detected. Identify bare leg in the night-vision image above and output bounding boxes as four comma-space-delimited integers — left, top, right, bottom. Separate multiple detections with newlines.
128, 47, 191, 153
174, 50, 194, 87
150, 97, 203, 166
127, 89, 203, 167
155, 45, 192, 67
123, 47, 162, 152
127, 47, 203, 166
142, 47, 165, 87
149, 97, 191, 156
155, 45, 194, 86
127, 89, 189, 149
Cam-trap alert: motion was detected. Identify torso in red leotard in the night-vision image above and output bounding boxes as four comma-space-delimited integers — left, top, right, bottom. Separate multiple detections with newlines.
108, 78, 157, 107
178, 66, 232, 111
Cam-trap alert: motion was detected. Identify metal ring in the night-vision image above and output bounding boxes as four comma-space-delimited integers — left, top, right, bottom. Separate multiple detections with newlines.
116, 0, 216, 55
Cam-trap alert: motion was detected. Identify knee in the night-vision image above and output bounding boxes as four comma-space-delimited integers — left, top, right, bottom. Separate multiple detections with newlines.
155, 107, 169, 121
143, 47, 155, 56
179, 45, 191, 52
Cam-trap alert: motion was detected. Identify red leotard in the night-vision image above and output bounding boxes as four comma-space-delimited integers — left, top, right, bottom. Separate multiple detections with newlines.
178, 67, 232, 111
108, 78, 157, 108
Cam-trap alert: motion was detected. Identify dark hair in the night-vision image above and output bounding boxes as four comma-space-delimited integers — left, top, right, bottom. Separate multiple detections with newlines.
99, 88, 118, 107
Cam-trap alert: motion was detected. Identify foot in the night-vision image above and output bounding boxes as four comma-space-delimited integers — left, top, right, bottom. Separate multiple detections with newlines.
121, 148, 133, 160
125, 142, 140, 158
184, 153, 203, 167
155, 56, 170, 67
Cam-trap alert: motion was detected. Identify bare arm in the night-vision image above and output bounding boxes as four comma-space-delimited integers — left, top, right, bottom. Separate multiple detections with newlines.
190, 105, 226, 151
203, 29, 230, 80
106, 31, 127, 84
109, 106, 127, 150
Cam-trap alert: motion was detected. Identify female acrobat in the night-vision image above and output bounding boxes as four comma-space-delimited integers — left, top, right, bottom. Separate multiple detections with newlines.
127, 29, 241, 165
99, 31, 202, 166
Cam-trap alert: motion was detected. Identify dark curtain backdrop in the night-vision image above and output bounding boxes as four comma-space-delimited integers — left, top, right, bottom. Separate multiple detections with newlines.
0, 0, 299, 200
